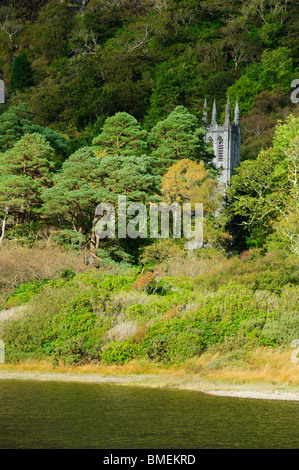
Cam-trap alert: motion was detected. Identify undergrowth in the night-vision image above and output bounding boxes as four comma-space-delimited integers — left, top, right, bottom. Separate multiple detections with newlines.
1, 248, 298, 367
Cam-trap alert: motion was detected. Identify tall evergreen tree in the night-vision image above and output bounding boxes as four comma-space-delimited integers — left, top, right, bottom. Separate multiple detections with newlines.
42, 147, 102, 237
0, 104, 32, 151
0, 104, 68, 164
97, 154, 160, 204
148, 106, 214, 174
95, 153, 160, 263
9, 52, 35, 95
92, 112, 148, 158
0, 133, 55, 239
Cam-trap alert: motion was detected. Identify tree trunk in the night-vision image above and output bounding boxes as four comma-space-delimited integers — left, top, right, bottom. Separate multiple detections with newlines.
0, 209, 8, 246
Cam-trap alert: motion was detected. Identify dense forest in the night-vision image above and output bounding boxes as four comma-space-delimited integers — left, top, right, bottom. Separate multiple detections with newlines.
0, 0, 298, 367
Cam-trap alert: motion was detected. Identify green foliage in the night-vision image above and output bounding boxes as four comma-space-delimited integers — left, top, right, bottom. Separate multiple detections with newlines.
144, 59, 203, 129
0, 104, 32, 151
2, 0, 296, 144
9, 52, 35, 95
144, 325, 206, 363
227, 115, 299, 250
2, 267, 298, 365
0, 0, 298, 368
42, 147, 101, 237
32, 1, 73, 60
23, 123, 68, 167
140, 239, 185, 266
97, 153, 160, 203
0, 133, 55, 232
0, 131, 55, 183
53, 229, 87, 251
226, 47, 295, 116
92, 153, 160, 261
4, 279, 50, 309
262, 313, 299, 346
48, 292, 109, 364
92, 112, 148, 157
259, 47, 294, 92
148, 106, 213, 172
101, 340, 142, 365
226, 75, 262, 116
0, 103, 68, 165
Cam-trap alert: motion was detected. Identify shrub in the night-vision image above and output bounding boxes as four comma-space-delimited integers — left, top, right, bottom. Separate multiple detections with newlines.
101, 340, 142, 365
239, 317, 267, 345
143, 319, 207, 362
3, 279, 50, 309
261, 313, 299, 346
52, 335, 103, 366
140, 239, 185, 265
166, 331, 206, 362
131, 273, 155, 292
144, 334, 169, 362
2, 267, 298, 366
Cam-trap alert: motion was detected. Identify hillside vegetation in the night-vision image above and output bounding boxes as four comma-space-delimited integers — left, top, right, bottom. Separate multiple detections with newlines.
1, 247, 298, 367
0, 0, 298, 371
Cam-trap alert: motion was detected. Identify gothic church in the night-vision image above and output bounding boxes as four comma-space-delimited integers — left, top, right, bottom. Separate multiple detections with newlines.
203, 97, 241, 187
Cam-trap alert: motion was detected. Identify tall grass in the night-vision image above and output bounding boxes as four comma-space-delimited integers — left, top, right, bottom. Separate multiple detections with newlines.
0, 242, 88, 305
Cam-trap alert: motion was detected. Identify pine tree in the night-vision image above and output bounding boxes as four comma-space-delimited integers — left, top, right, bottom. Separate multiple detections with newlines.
0, 133, 55, 238
148, 106, 214, 174
92, 112, 148, 158
0, 104, 68, 165
0, 104, 32, 151
97, 154, 160, 204
0, 132, 55, 184
95, 153, 160, 263
42, 147, 102, 237
9, 52, 35, 95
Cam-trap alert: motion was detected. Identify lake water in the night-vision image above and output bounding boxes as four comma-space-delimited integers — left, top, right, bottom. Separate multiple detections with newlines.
0, 380, 298, 449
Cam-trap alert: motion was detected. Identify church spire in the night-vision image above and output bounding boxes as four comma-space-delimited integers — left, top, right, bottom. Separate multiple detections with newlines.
211, 99, 217, 125
202, 98, 208, 123
225, 96, 231, 125
234, 98, 240, 126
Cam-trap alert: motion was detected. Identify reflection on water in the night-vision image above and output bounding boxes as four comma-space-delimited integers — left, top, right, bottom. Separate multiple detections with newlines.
0, 380, 298, 449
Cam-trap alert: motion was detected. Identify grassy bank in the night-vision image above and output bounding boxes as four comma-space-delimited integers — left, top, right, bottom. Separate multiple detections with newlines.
0, 348, 298, 397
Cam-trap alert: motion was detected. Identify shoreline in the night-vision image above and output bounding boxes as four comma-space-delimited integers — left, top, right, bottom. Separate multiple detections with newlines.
1, 369, 298, 402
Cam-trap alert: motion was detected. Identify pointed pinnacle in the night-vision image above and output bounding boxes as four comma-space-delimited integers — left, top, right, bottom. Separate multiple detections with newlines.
225, 96, 231, 124
234, 98, 240, 125
211, 99, 217, 124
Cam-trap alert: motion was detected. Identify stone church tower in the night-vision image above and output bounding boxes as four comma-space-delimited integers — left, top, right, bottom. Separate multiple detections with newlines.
203, 97, 241, 187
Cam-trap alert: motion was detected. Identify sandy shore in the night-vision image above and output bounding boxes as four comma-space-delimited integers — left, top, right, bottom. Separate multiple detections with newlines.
205, 390, 299, 401
0, 370, 298, 401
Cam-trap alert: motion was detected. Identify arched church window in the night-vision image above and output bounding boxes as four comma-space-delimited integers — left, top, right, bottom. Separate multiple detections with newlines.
232, 137, 236, 165
218, 137, 223, 162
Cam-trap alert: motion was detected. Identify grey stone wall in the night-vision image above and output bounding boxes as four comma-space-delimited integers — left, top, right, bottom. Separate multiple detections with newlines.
0, 79, 6, 104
